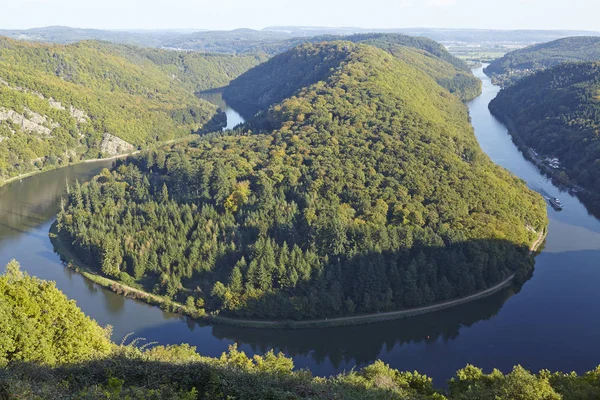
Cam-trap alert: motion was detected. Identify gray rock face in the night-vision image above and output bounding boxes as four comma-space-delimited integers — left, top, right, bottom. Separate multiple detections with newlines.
49, 98, 66, 110
100, 133, 135, 156
69, 105, 88, 123
0, 108, 54, 135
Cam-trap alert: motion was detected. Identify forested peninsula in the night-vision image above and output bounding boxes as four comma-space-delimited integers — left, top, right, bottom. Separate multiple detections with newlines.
485, 36, 600, 86
56, 41, 547, 323
0, 37, 262, 183
489, 62, 600, 194
2, 261, 600, 399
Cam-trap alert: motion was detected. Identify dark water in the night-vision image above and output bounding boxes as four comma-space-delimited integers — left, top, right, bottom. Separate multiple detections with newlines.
2, 68, 600, 385
197, 91, 258, 130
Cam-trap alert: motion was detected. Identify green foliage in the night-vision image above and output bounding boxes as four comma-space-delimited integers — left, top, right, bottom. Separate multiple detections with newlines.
449, 365, 561, 400
485, 36, 600, 86
57, 42, 547, 321
2, 270, 600, 399
0, 260, 113, 366
0, 37, 260, 183
100, 42, 266, 92
344, 33, 471, 71
224, 33, 480, 106
490, 61, 600, 193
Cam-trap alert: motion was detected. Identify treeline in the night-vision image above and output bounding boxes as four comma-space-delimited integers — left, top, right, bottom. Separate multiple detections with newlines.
58, 42, 547, 321
489, 61, 600, 194
0, 37, 260, 183
2, 261, 600, 399
485, 36, 600, 86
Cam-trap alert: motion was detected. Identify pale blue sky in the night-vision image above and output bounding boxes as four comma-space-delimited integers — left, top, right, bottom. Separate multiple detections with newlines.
2, 0, 599, 31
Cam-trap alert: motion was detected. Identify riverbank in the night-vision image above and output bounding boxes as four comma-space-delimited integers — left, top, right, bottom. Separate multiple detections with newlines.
488, 103, 590, 196
49, 222, 205, 320
0, 134, 198, 188
50, 218, 547, 329
0, 152, 139, 188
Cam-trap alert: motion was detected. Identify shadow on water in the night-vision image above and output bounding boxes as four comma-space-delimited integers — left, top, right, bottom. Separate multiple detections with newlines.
209, 284, 522, 366
197, 90, 259, 129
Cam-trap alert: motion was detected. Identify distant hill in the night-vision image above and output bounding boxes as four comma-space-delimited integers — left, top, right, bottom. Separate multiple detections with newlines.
485, 36, 600, 85
489, 62, 600, 193
0, 26, 187, 47
0, 38, 261, 183
5, 25, 599, 51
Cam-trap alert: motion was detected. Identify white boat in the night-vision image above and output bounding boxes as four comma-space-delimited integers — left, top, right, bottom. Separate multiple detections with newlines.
548, 197, 563, 210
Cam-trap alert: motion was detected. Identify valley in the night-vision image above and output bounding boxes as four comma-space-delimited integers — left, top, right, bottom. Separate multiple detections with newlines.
1, 63, 600, 386
3, 16, 600, 397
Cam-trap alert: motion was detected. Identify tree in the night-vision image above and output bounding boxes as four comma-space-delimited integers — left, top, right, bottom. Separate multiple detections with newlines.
228, 265, 243, 294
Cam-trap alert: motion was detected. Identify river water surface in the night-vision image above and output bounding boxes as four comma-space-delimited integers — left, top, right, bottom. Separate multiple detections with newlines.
2, 68, 600, 385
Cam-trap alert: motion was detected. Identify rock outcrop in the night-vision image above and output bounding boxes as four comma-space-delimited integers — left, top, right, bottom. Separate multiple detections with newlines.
0, 108, 55, 135
100, 133, 135, 156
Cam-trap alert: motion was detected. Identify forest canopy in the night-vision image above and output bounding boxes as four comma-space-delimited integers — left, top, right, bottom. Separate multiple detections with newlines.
485, 36, 600, 86
0, 260, 112, 367
0, 37, 261, 183
57, 42, 547, 321
223, 33, 481, 102
489, 61, 600, 194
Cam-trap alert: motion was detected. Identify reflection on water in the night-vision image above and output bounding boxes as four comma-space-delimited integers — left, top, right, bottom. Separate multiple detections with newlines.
210, 286, 519, 368
1, 69, 600, 385
0, 162, 185, 337
196, 91, 258, 130
544, 219, 600, 253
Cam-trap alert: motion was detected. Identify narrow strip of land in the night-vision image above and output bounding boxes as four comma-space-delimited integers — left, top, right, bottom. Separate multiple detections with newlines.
212, 272, 517, 328
51, 221, 546, 329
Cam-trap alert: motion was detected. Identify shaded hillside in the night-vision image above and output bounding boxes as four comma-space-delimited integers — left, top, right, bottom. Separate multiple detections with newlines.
489, 62, 600, 193
0, 38, 259, 183
2, 262, 600, 399
224, 34, 480, 104
485, 36, 600, 86
58, 42, 546, 322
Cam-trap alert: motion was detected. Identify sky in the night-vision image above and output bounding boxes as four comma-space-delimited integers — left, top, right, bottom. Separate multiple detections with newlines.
1, 0, 599, 32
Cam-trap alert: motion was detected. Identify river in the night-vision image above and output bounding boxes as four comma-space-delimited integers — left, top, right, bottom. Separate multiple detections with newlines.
197, 91, 258, 130
2, 68, 600, 385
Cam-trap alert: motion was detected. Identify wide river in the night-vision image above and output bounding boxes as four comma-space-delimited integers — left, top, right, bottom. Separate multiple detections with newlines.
2, 68, 600, 385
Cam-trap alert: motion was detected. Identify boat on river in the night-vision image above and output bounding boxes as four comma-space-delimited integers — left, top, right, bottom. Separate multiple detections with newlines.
548, 197, 563, 210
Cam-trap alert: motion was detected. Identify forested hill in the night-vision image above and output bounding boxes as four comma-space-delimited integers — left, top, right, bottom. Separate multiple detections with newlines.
489, 62, 600, 193
98, 42, 266, 93
170, 31, 469, 70
485, 36, 600, 86
224, 33, 481, 103
0, 37, 261, 183
58, 42, 547, 322
344, 33, 470, 71
4, 261, 600, 399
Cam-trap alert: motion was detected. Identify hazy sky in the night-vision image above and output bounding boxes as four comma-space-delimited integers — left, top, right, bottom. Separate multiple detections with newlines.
2, 0, 599, 31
